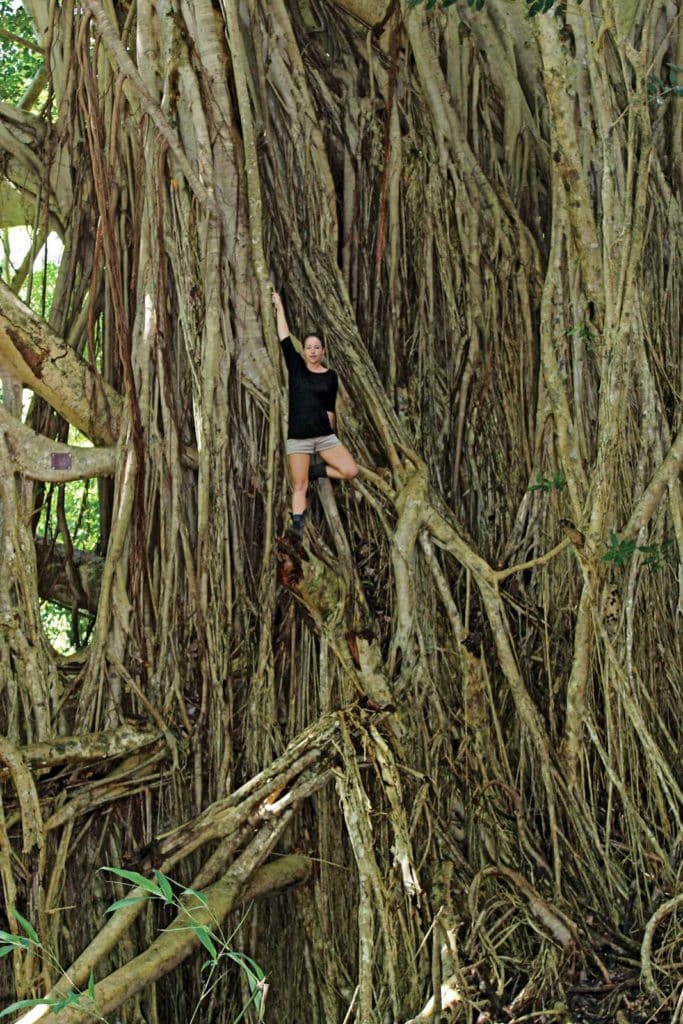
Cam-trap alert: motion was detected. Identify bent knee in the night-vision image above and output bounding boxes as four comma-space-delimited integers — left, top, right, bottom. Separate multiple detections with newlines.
345, 462, 359, 481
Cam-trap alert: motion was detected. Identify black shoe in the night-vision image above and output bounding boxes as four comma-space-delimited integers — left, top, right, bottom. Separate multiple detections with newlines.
290, 512, 306, 538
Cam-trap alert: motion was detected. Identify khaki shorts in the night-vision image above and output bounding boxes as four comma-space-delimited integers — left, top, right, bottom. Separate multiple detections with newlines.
286, 434, 341, 455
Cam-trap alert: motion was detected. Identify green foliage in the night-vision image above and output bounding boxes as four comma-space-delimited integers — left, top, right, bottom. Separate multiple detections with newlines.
0, 983, 97, 1015
0, 910, 100, 1020
0, 1, 42, 105
40, 601, 94, 654
20, 259, 60, 319
567, 321, 595, 351
529, 470, 566, 493
10, 908, 40, 946
634, 539, 675, 572
602, 532, 636, 567
102, 865, 178, 906
602, 533, 674, 570
3, 235, 101, 655
648, 64, 683, 105
0, 868, 266, 1022
101, 867, 268, 1023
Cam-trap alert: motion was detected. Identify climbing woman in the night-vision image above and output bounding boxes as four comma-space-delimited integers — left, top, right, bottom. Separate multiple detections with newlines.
272, 290, 358, 540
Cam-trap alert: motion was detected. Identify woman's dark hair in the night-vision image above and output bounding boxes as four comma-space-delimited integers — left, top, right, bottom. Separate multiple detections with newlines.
302, 329, 325, 348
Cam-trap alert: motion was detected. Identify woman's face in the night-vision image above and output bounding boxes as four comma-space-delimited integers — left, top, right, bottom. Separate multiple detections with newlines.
303, 335, 324, 366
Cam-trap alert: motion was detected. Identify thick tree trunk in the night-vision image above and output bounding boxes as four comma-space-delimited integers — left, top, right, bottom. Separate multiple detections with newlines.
1, 0, 681, 1021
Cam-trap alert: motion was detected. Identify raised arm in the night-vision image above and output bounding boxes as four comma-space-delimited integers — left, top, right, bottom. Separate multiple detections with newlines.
271, 291, 290, 340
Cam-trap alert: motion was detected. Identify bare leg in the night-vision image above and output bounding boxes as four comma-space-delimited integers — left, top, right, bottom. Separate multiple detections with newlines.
320, 444, 358, 481
288, 452, 311, 513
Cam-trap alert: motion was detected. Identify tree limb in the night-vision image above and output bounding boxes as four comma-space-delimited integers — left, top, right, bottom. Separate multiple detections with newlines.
622, 421, 683, 539
0, 724, 161, 777
0, 280, 122, 445
0, 405, 116, 481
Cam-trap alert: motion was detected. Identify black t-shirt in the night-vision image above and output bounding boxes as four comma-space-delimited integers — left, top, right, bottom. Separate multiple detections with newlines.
281, 337, 338, 439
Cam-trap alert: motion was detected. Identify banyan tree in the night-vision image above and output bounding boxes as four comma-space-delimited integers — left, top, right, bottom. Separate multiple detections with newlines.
0, 0, 682, 1020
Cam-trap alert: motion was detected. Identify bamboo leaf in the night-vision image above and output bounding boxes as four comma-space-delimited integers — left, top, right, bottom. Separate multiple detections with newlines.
101, 866, 163, 896
191, 924, 218, 960
10, 909, 40, 945
105, 896, 148, 913
53, 992, 83, 1012
0, 999, 52, 1018
0, 932, 30, 949
183, 887, 209, 907
155, 870, 174, 903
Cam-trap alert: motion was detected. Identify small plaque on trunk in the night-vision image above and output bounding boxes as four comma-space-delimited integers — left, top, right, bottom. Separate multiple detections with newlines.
50, 452, 73, 470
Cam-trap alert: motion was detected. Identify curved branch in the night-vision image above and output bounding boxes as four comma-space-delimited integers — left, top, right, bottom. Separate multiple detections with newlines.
0, 280, 122, 445
0, 25, 42, 53
640, 893, 683, 995
622, 421, 683, 539
0, 405, 116, 481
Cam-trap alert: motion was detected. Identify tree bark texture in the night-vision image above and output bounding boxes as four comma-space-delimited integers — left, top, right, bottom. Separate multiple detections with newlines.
0, 0, 682, 1021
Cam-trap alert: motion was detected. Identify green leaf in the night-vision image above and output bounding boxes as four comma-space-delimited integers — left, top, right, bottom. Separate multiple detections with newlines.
106, 896, 149, 913
53, 992, 83, 1012
229, 951, 266, 982
155, 870, 174, 903
602, 532, 636, 566
88, 969, 96, 1001
101, 866, 163, 896
0, 944, 18, 957
10, 909, 40, 945
527, 0, 555, 14
191, 924, 218, 960
0, 931, 30, 949
227, 951, 266, 1011
0, 999, 52, 1018
529, 472, 549, 492
183, 887, 209, 907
